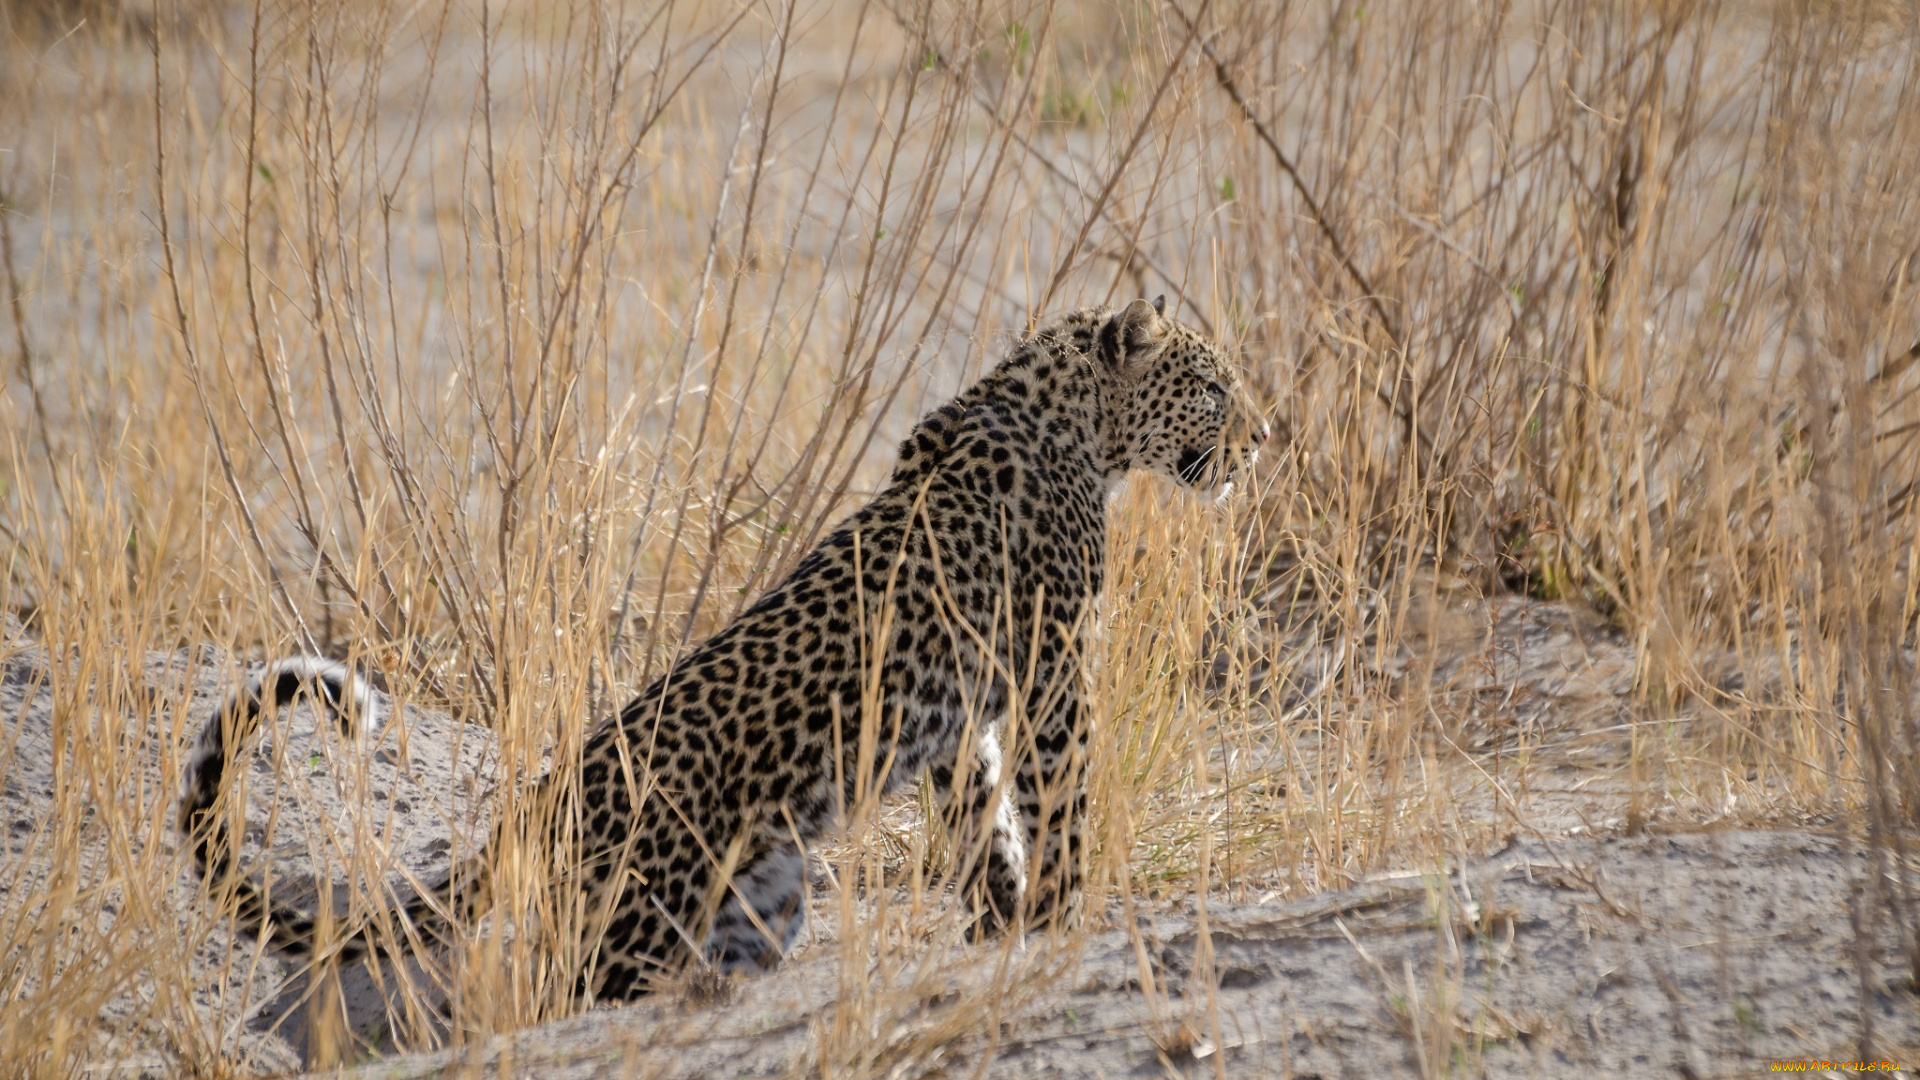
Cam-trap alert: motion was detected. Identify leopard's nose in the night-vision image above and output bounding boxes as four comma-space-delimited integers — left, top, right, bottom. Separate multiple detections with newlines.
1253, 421, 1272, 445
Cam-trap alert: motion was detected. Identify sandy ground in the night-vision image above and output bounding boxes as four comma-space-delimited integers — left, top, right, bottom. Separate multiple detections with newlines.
334, 828, 1920, 1079
3, 613, 1917, 1078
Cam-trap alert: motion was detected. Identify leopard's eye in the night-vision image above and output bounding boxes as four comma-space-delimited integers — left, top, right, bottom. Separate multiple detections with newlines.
1205, 381, 1228, 402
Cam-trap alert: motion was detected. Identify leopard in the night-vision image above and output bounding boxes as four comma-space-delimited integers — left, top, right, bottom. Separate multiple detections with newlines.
177, 296, 1269, 1002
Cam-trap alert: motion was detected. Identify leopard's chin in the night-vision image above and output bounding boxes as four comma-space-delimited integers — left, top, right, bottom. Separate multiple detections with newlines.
1205, 447, 1258, 501
1178, 471, 1234, 503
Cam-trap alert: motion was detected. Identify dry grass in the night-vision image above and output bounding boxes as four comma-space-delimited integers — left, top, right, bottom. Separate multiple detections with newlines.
1, 0, 1917, 1075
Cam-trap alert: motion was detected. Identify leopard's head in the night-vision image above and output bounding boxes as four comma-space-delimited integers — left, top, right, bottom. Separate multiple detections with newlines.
1097, 296, 1269, 499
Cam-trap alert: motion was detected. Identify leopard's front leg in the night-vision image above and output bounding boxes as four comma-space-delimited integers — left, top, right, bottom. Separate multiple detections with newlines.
931, 725, 1027, 937
1012, 682, 1089, 928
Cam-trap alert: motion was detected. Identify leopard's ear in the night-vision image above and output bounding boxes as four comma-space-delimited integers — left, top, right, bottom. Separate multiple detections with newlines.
1099, 297, 1169, 368
1151, 294, 1165, 315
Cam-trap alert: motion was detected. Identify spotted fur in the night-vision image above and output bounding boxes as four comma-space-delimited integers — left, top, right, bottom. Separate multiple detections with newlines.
178, 298, 1268, 999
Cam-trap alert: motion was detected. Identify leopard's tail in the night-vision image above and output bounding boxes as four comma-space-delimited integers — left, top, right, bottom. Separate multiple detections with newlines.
177, 657, 476, 962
